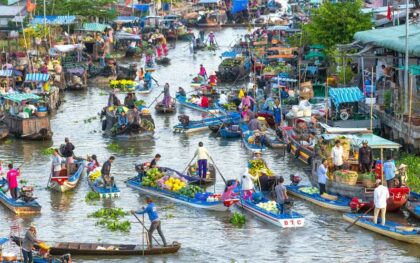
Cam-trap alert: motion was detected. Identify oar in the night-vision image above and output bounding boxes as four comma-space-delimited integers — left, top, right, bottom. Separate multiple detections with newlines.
345, 206, 374, 232
182, 155, 196, 175
131, 212, 161, 245
147, 91, 163, 108
46, 171, 53, 189
208, 156, 226, 184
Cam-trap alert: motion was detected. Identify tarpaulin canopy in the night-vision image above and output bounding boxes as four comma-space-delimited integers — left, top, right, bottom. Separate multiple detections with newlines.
322, 133, 400, 149
329, 87, 365, 108
25, 73, 50, 82
198, 0, 219, 4
231, 0, 248, 14
31, 16, 76, 25
0, 70, 13, 77
4, 93, 41, 103
114, 16, 140, 23
80, 23, 110, 32
221, 51, 238, 58
304, 51, 325, 60
115, 31, 141, 41
398, 65, 420, 76
354, 23, 420, 56
134, 4, 150, 12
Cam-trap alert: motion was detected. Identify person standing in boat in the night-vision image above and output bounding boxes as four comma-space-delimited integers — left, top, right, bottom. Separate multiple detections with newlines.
194, 142, 210, 179
87, 154, 101, 173
51, 149, 63, 177
358, 141, 373, 173
241, 92, 256, 110
317, 158, 328, 195
384, 156, 396, 188
239, 168, 257, 201
101, 156, 115, 187
331, 140, 344, 171
22, 223, 40, 263
62, 138, 75, 165
6, 163, 20, 200
373, 179, 389, 226
273, 98, 282, 129
162, 83, 172, 108
131, 196, 167, 248
275, 176, 288, 214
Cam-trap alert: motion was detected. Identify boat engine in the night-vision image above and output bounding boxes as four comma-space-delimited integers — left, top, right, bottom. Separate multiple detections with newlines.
289, 174, 302, 186
178, 115, 190, 127
18, 186, 36, 203
59, 253, 72, 263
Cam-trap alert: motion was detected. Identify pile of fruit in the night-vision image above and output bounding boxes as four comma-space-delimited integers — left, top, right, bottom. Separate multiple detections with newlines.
157, 176, 188, 192
89, 168, 102, 182
248, 159, 274, 177
141, 168, 164, 188
109, 80, 136, 92
300, 186, 319, 195
256, 201, 279, 213
220, 58, 242, 67
221, 102, 237, 111
263, 63, 292, 74
178, 185, 204, 199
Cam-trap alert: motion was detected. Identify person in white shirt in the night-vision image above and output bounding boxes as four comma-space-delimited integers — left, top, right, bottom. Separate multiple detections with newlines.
239, 168, 257, 201
331, 140, 344, 170
219, 90, 228, 105
194, 142, 210, 178
373, 179, 390, 226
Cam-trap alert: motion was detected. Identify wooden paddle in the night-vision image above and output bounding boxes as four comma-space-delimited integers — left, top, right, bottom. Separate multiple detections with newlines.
182, 155, 196, 175
132, 212, 161, 245
345, 206, 374, 232
147, 91, 164, 108
208, 156, 227, 184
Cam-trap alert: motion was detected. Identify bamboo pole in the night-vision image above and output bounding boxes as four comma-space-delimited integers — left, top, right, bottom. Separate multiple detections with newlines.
370, 67, 374, 131
408, 73, 413, 129
325, 71, 328, 124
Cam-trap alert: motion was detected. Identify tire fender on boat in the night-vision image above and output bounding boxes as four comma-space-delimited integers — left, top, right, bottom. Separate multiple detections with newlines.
286, 143, 291, 153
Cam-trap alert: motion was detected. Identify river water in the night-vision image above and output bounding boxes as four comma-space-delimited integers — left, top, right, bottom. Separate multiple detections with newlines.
0, 28, 419, 263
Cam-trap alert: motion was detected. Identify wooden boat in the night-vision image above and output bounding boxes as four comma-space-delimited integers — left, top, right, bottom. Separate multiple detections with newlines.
48, 241, 180, 256
49, 160, 86, 193
102, 109, 155, 138
240, 122, 267, 152
219, 125, 241, 138
286, 185, 351, 212
126, 177, 228, 211
343, 213, 420, 245
175, 94, 220, 114
87, 171, 121, 198
155, 57, 171, 65
64, 66, 88, 90
4, 114, 53, 140
406, 201, 420, 219
136, 81, 154, 94
173, 112, 240, 134
184, 164, 216, 188
264, 129, 286, 148
0, 180, 42, 215
155, 100, 176, 114
287, 136, 313, 165
236, 196, 305, 228
0, 122, 9, 140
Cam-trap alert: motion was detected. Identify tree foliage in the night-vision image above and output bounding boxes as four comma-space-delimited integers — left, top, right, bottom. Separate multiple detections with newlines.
302, 1, 372, 50
34, 0, 118, 20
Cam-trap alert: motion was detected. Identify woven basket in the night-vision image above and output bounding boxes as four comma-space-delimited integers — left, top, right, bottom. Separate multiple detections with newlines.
335, 171, 358, 186
362, 178, 376, 188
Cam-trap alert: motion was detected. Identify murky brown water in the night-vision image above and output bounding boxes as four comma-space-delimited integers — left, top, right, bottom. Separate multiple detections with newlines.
1, 28, 419, 262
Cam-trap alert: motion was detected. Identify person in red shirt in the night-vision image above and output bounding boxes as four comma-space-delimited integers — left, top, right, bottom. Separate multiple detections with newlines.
7, 163, 20, 200
209, 72, 217, 86
200, 96, 209, 108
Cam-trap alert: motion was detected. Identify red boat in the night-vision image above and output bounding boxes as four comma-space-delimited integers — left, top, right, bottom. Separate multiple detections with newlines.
349, 187, 410, 212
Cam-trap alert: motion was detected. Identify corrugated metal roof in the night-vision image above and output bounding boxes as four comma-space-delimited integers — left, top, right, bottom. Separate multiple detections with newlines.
354, 23, 420, 56
329, 87, 365, 108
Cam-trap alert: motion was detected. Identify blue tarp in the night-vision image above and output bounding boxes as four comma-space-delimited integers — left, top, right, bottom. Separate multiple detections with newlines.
25, 73, 50, 82
31, 16, 76, 25
134, 4, 150, 12
329, 87, 365, 108
199, 0, 219, 4
232, 0, 248, 14
0, 70, 13, 77
221, 51, 238, 58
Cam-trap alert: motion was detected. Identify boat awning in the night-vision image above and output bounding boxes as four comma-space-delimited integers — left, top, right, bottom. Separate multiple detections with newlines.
114, 16, 140, 23
322, 133, 400, 149
31, 15, 77, 25
0, 237, 8, 246
329, 87, 365, 108
304, 51, 325, 60
199, 0, 219, 4
0, 70, 14, 77
53, 44, 84, 53
221, 51, 238, 58
25, 73, 50, 82
397, 65, 420, 76
115, 31, 141, 41
271, 77, 298, 83
80, 23, 110, 32
320, 123, 370, 134
4, 93, 41, 103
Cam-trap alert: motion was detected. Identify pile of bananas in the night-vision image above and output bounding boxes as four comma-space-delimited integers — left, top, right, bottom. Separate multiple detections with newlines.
248, 159, 274, 177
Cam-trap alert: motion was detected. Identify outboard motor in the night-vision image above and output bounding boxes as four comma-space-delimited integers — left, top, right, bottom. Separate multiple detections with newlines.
289, 174, 302, 186
18, 186, 36, 203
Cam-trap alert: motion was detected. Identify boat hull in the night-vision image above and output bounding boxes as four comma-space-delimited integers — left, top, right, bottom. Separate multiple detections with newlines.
240, 122, 267, 152
343, 213, 420, 245
406, 201, 420, 219
126, 178, 227, 211
0, 191, 41, 215
87, 172, 121, 198
49, 161, 85, 193
176, 95, 219, 114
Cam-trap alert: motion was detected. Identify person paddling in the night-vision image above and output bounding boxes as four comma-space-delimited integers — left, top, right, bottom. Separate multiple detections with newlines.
194, 142, 210, 179
131, 196, 167, 248
22, 223, 41, 263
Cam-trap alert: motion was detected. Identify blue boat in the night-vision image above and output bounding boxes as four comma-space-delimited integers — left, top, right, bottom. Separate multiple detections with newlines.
240, 122, 267, 152
136, 80, 154, 94
286, 185, 351, 212
236, 196, 305, 228
125, 177, 229, 211
406, 200, 420, 219
410, 191, 420, 201
175, 94, 220, 114
219, 125, 241, 138
87, 171, 121, 198
173, 112, 241, 134
343, 213, 420, 244
0, 179, 41, 215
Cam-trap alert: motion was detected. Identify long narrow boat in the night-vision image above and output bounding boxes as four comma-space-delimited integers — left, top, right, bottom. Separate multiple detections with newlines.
0, 180, 41, 215
87, 172, 121, 198
125, 177, 228, 211
406, 201, 420, 219
240, 122, 267, 152
236, 197, 305, 228
286, 185, 351, 212
162, 166, 216, 188
343, 213, 420, 245
155, 101, 176, 114
219, 125, 241, 138
175, 94, 220, 114
173, 112, 240, 134
49, 160, 86, 193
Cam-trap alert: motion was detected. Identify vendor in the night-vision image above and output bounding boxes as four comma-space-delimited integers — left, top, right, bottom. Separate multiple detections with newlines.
117, 111, 129, 130
317, 158, 328, 195
331, 140, 344, 171
200, 95, 209, 108
358, 140, 373, 173
124, 93, 136, 109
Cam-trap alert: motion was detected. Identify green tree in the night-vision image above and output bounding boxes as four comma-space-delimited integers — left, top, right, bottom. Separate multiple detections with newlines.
302, 1, 372, 51
35, 0, 118, 20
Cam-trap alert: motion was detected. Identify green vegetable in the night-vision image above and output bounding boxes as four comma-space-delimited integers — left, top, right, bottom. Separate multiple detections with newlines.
107, 143, 123, 153
85, 191, 101, 202
41, 147, 55, 156
89, 208, 131, 232
229, 212, 246, 227
397, 154, 420, 192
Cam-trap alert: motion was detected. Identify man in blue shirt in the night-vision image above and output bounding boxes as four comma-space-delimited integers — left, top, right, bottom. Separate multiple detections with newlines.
117, 111, 128, 130
132, 196, 167, 248
383, 155, 396, 188
317, 158, 328, 195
